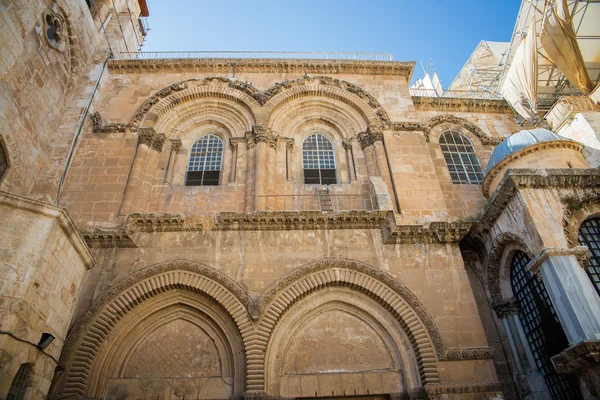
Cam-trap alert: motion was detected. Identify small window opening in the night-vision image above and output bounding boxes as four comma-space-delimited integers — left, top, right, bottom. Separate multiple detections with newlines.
7, 364, 31, 400
186, 134, 223, 186
567, 161, 573, 168
302, 133, 337, 185
0, 139, 7, 181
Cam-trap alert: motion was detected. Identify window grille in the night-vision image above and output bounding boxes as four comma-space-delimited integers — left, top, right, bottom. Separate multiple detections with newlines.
186, 134, 223, 186
510, 251, 582, 399
7, 364, 31, 400
302, 133, 337, 185
439, 131, 484, 184
578, 217, 600, 295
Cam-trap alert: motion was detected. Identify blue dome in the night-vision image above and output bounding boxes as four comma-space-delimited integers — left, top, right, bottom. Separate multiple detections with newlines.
485, 128, 569, 174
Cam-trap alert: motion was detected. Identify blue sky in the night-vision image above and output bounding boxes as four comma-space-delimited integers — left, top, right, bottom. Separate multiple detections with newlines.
143, 0, 522, 87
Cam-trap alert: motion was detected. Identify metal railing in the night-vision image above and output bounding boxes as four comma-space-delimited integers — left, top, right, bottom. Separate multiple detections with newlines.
116, 51, 394, 61
409, 88, 504, 100
545, 95, 597, 131
256, 194, 375, 212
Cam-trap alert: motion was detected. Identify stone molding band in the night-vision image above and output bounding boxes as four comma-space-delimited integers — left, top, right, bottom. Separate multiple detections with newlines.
551, 340, 600, 374
526, 246, 591, 275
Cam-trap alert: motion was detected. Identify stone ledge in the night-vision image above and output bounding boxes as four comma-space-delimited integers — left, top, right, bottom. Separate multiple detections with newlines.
552, 340, 600, 374
0, 191, 94, 269
412, 95, 511, 113
424, 381, 503, 395
441, 347, 495, 361
108, 58, 415, 78
78, 211, 477, 247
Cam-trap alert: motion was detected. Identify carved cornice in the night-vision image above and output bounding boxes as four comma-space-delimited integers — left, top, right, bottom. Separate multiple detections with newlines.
383, 221, 473, 244
526, 246, 591, 275
427, 114, 505, 145
108, 58, 415, 78
138, 128, 166, 151
89, 111, 128, 133
467, 169, 600, 241
79, 228, 137, 248
482, 141, 584, 197
552, 340, 600, 374
130, 81, 188, 128
125, 212, 207, 232
412, 95, 511, 114
442, 347, 495, 361
357, 125, 384, 149
169, 138, 181, 152
424, 381, 503, 396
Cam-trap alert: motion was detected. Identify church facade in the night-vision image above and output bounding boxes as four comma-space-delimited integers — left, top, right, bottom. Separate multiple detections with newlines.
1, 1, 599, 400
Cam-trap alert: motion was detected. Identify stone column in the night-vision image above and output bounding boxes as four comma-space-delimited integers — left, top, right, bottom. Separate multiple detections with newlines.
343, 139, 357, 182
229, 138, 240, 184
283, 138, 294, 182
165, 138, 181, 184
252, 125, 278, 211
135, 131, 166, 211
358, 131, 378, 177
360, 126, 398, 213
120, 128, 165, 215
244, 132, 255, 212
531, 248, 600, 344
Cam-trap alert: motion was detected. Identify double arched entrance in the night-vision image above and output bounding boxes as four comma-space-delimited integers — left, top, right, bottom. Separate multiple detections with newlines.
55, 259, 443, 399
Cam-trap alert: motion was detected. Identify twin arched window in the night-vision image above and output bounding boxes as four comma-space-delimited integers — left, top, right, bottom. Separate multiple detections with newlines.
302, 133, 337, 185
440, 131, 483, 184
510, 251, 582, 398
185, 134, 223, 186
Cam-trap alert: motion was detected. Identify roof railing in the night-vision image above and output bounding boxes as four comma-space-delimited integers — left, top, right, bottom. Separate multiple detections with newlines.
116, 51, 394, 61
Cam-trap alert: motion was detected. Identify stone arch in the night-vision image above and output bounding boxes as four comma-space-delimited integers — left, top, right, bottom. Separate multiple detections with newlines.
261, 77, 386, 127
59, 260, 256, 398
129, 78, 261, 130
562, 192, 600, 248
247, 258, 444, 392
487, 232, 534, 307
426, 115, 503, 146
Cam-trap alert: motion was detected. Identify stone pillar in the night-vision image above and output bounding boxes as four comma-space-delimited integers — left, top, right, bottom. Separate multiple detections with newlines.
120, 128, 165, 215
343, 139, 357, 182
229, 139, 239, 184
252, 125, 278, 211
135, 131, 166, 211
244, 132, 255, 212
532, 248, 600, 344
283, 138, 294, 182
165, 138, 181, 184
358, 131, 378, 177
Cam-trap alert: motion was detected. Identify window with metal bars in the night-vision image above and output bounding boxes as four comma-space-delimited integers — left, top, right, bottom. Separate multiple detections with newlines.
302, 133, 337, 185
185, 134, 223, 186
7, 364, 31, 400
439, 131, 484, 184
578, 217, 600, 296
510, 251, 582, 399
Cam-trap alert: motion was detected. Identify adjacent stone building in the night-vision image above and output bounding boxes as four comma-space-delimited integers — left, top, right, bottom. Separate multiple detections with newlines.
1, 1, 599, 400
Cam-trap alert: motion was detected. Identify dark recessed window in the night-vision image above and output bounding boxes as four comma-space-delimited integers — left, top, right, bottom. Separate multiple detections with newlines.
185, 134, 223, 186
0, 139, 7, 181
440, 130, 483, 184
303, 133, 337, 185
7, 364, 31, 400
578, 217, 600, 296
510, 251, 582, 399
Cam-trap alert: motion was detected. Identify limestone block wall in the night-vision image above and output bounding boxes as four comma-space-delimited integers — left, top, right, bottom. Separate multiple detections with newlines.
0, 192, 93, 400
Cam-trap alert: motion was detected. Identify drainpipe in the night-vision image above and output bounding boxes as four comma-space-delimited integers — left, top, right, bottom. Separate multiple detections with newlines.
55, 54, 112, 206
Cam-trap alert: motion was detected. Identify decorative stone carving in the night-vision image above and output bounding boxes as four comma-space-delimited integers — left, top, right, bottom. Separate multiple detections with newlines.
424, 381, 503, 396
168, 138, 181, 152
427, 114, 505, 145
552, 340, 600, 374
562, 190, 600, 247
412, 95, 511, 114
125, 212, 207, 232
280, 137, 294, 150
130, 81, 189, 128
138, 128, 166, 151
383, 221, 473, 244
442, 347, 495, 361
251, 125, 278, 149
342, 138, 354, 150
357, 125, 384, 149
492, 298, 520, 318
526, 246, 591, 275
89, 112, 128, 133
79, 228, 137, 248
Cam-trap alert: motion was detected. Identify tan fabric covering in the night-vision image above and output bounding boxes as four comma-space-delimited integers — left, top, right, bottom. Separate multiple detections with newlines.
501, 17, 538, 122
541, 0, 593, 94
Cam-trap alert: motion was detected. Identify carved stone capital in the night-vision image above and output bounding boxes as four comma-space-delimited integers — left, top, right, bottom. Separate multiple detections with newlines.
169, 138, 182, 153
281, 137, 294, 150
492, 298, 520, 318
357, 131, 374, 149
358, 126, 385, 149
90, 111, 128, 133
230, 137, 244, 149
552, 340, 600, 374
342, 138, 354, 150
442, 347, 495, 361
251, 125, 278, 149
138, 128, 166, 152
526, 246, 591, 275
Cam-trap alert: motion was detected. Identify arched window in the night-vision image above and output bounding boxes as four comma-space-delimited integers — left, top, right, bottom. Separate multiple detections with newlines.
7, 364, 31, 400
302, 133, 337, 185
186, 134, 223, 186
510, 251, 582, 399
0, 139, 7, 181
439, 131, 483, 184
578, 217, 600, 295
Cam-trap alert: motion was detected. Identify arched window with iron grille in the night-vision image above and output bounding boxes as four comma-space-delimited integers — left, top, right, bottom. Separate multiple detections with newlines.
510, 250, 582, 399
7, 364, 31, 400
439, 131, 483, 184
302, 133, 337, 185
578, 217, 600, 295
185, 134, 224, 186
